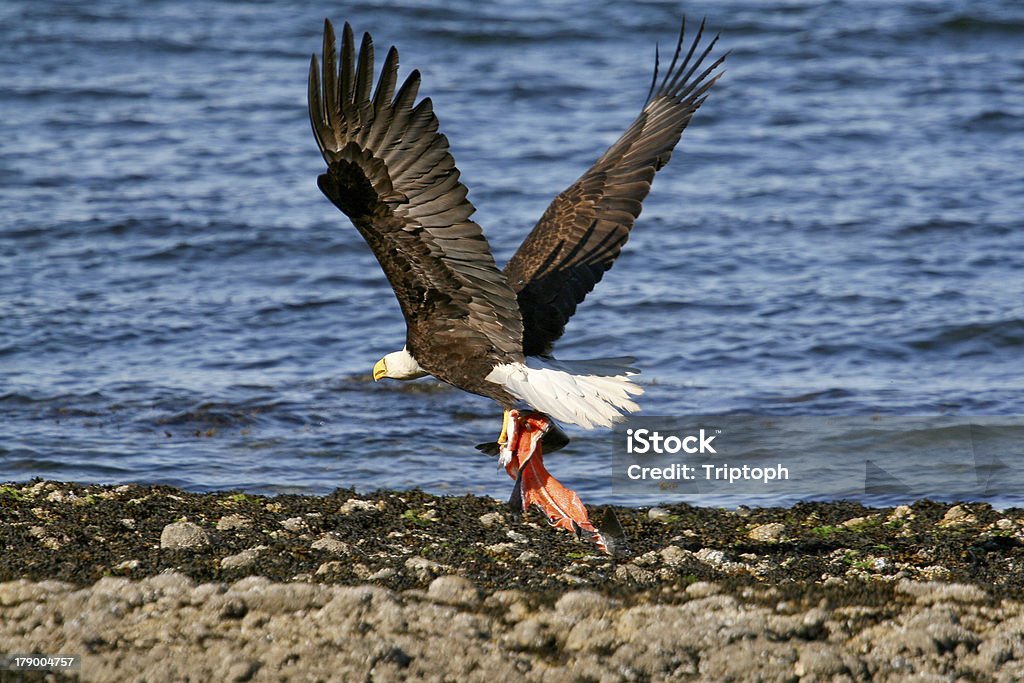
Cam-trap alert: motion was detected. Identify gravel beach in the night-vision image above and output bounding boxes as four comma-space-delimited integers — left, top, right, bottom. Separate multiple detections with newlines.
3, 481, 1024, 681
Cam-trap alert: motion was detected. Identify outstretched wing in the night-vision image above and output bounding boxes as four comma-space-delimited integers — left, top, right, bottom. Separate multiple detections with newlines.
309, 20, 524, 382
504, 19, 725, 356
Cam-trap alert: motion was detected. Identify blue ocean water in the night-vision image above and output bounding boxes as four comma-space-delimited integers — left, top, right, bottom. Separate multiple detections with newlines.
2, 0, 1023, 506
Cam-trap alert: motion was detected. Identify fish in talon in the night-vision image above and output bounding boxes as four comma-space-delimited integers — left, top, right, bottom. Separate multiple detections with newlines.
501, 411, 609, 552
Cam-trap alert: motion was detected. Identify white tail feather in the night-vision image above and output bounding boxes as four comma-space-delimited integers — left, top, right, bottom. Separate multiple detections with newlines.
486, 357, 643, 429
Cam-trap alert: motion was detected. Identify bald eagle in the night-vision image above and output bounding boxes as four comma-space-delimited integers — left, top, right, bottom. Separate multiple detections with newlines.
309, 19, 724, 549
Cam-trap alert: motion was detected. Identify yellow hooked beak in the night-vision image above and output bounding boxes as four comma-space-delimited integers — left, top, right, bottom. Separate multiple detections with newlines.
372, 358, 387, 382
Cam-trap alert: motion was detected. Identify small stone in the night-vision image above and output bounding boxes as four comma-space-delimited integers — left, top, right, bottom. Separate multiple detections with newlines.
218, 598, 248, 620
221, 546, 266, 570
311, 534, 349, 555
557, 573, 589, 585
633, 550, 661, 567
339, 498, 380, 514
279, 516, 306, 532
648, 507, 671, 520
478, 512, 505, 527
189, 583, 223, 605
40, 536, 63, 550
918, 565, 952, 581
889, 505, 914, 520
686, 581, 721, 598
405, 556, 444, 581
996, 518, 1016, 531
896, 580, 988, 604
695, 548, 727, 566
660, 545, 690, 566
842, 516, 873, 529
503, 618, 553, 652
367, 567, 396, 581
516, 551, 539, 563
506, 529, 528, 543
748, 522, 786, 542
938, 505, 975, 527
614, 564, 655, 584
217, 514, 252, 531
565, 617, 615, 653
114, 559, 140, 571
794, 643, 848, 678
120, 518, 136, 530
46, 490, 72, 503
146, 571, 194, 596
484, 589, 529, 616
555, 590, 610, 618
485, 542, 518, 555
427, 575, 480, 608
160, 521, 209, 549
225, 660, 259, 682
315, 561, 345, 576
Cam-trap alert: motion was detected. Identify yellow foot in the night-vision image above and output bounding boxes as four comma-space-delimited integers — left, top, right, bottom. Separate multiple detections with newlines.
498, 409, 519, 468
497, 409, 511, 447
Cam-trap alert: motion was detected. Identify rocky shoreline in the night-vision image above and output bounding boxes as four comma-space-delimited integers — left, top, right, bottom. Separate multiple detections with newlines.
2, 480, 1024, 681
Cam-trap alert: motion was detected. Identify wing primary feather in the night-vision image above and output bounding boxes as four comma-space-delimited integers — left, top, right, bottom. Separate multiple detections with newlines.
645, 43, 660, 106
308, 55, 328, 154
365, 46, 399, 149
380, 69, 421, 155
355, 32, 374, 107
340, 23, 356, 107
680, 18, 706, 78
657, 16, 687, 93
373, 46, 399, 111
322, 20, 341, 137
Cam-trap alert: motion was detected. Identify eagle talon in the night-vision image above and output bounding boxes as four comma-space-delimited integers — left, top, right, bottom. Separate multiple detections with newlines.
497, 409, 511, 447
497, 409, 519, 469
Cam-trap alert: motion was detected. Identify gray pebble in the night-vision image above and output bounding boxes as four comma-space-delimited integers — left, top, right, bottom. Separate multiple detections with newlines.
427, 575, 480, 608
220, 546, 266, 570
160, 521, 210, 550
310, 534, 349, 555
216, 514, 252, 531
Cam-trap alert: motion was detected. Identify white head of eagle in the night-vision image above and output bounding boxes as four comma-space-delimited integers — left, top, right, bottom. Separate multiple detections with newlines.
373, 348, 429, 381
